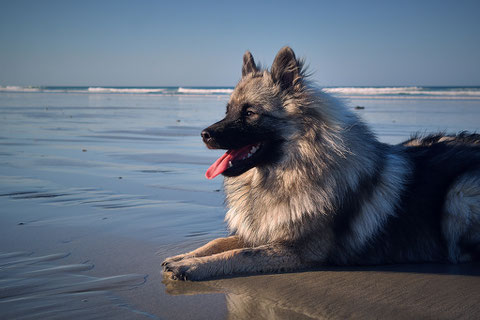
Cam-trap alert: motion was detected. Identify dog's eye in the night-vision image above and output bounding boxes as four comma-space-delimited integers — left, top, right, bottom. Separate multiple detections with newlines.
242, 104, 257, 118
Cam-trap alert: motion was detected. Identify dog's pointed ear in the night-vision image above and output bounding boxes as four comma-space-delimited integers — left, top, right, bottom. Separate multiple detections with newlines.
271, 46, 301, 91
242, 51, 258, 77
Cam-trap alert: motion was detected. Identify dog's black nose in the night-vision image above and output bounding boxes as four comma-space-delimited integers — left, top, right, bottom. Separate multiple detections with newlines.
201, 130, 212, 143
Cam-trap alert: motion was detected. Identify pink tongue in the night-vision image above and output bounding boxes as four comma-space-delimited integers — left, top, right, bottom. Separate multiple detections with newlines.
205, 145, 253, 179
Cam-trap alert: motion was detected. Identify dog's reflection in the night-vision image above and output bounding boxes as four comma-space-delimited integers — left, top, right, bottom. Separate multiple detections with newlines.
163, 263, 480, 320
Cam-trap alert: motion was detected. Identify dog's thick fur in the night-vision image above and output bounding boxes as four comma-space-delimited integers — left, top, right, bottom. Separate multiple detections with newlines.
162, 47, 480, 280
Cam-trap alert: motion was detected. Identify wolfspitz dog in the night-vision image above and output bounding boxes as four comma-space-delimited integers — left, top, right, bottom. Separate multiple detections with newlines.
162, 47, 480, 280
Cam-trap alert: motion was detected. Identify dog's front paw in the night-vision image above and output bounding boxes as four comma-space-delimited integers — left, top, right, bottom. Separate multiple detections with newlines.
162, 258, 209, 281
161, 253, 190, 271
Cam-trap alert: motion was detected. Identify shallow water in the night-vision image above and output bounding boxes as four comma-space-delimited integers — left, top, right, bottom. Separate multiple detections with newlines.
0, 93, 229, 240
1, 91, 479, 319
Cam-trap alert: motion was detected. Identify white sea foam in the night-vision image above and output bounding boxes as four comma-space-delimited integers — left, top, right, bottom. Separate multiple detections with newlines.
324, 87, 421, 95
324, 87, 480, 97
0, 86, 41, 92
178, 87, 234, 94
87, 87, 166, 93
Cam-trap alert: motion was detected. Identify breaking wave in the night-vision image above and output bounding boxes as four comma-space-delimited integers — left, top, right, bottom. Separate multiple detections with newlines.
87, 87, 166, 93
0, 86, 41, 92
177, 87, 234, 94
323, 86, 480, 97
0, 86, 234, 95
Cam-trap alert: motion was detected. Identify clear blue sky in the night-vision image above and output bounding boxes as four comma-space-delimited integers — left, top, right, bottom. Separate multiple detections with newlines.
1, 0, 479, 86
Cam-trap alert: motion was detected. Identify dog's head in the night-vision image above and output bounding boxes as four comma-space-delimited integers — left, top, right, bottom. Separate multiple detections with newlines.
202, 47, 309, 179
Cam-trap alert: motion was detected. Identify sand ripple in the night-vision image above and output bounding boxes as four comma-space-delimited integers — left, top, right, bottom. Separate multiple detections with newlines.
0, 251, 157, 320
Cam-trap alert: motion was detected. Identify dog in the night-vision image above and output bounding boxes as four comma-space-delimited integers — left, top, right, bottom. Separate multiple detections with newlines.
162, 46, 480, 281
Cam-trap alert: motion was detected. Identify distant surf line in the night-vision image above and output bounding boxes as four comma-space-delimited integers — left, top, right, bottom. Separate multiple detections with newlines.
1, 85, 480, 99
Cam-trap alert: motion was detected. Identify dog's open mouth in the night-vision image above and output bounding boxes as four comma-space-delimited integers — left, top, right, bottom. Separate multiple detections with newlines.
206, 143, 262, 179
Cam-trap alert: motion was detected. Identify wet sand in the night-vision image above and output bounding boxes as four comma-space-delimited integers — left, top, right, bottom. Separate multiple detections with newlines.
1, 91, 479, 319
2, 222, 479, 320
165, 263, 480, 319
3, 221, 479, 320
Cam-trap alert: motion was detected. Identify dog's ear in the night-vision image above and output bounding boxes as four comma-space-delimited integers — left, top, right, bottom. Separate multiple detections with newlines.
242, 51, 258, 77
271, 46, 301, 91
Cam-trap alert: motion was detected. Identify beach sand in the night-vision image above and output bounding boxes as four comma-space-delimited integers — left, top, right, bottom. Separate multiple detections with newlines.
1, 90, 479, 319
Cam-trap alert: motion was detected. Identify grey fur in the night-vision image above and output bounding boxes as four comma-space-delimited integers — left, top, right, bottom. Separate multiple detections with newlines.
162, 47, 480, 280
242, 51, 258, 77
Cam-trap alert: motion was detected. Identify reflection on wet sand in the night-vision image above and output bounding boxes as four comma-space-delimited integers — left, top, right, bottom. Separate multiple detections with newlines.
163, 263, 480, 320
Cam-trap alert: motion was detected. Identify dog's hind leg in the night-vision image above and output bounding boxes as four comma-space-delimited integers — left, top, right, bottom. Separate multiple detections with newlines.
162, 236, 245, 266
443, 171, 480, 262
163, 244, 306, 281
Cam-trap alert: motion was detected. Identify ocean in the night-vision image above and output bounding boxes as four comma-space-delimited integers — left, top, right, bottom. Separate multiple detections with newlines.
2, 85, 480, 98
0, 86, 479, 319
